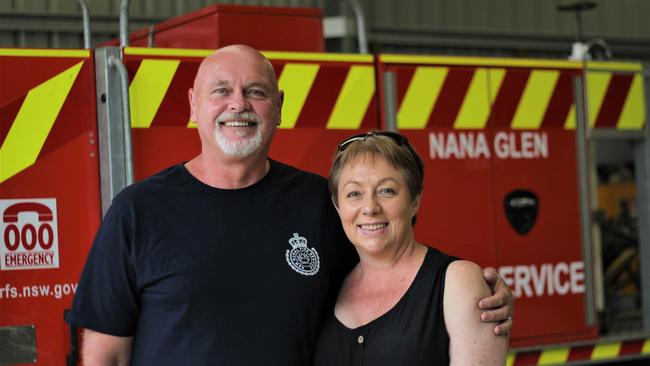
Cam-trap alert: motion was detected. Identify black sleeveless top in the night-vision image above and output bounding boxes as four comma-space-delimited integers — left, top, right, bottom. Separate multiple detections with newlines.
313, 247, 457, 366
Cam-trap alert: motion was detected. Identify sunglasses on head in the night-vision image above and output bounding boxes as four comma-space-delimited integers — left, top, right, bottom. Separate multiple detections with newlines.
337, 131, 409, 151
338, 131, 423, 177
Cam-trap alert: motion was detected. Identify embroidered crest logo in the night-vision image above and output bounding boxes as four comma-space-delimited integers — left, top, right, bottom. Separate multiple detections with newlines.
285, 233, 320, 276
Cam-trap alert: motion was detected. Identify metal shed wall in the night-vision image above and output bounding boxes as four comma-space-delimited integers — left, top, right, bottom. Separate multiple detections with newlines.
1, 0, 649, 61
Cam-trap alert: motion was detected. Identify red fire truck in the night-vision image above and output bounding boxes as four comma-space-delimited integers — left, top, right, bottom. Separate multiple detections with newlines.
1, 3, 649, 365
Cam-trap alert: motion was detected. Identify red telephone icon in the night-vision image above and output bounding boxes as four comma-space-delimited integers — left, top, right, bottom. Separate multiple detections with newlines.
3, 202, 53, 223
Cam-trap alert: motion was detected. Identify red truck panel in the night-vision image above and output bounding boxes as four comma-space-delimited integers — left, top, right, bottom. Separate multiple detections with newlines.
103, 4, 324, 52
0, 50, 101, 365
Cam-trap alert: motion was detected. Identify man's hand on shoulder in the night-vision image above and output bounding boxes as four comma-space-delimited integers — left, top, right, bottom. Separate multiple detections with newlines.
479, 267, 514, 336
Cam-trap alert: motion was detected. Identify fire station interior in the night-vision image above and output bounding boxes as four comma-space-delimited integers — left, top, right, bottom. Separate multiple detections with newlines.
593, 137, 643, 335
2, 0, 650, 365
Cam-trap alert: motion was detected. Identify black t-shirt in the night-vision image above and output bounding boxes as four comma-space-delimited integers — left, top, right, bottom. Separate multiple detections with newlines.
313, 247, 457, 366
69, 160, 356, 366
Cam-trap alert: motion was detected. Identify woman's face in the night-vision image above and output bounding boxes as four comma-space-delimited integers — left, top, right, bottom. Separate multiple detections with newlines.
335, 154, 420, 256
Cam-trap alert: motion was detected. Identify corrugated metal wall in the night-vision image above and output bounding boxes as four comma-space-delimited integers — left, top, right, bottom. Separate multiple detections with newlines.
365, 0, 646, 37
1, 0, 649, 61
360, 0, 650, 60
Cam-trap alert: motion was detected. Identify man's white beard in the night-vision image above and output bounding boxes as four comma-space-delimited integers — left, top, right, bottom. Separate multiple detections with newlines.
215, 112, 263, 157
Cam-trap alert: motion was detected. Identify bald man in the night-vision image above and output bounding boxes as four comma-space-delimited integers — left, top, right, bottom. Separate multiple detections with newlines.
69, 45, 513, 366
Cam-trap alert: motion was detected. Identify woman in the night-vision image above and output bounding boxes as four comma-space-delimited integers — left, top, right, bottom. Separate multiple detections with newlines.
314, 131, 507, 365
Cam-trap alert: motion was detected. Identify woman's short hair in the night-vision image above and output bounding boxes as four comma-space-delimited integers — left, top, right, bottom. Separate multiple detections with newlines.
329, 131, 424, 208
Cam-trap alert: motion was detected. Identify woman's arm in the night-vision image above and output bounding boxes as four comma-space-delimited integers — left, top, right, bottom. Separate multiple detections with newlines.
444, 260, 507, 365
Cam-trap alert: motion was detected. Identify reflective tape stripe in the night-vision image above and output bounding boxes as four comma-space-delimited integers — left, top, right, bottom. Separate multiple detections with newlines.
586, 71, 612, 128
512, 70, 560, 129
326, 65, 375, 129
564, 104, 577, 130
380, 54, 581, 69
0, 48, 89, 58
277, 63, 320, 129
125, 47, 213, 57
129, 59, 180, 128
454, 68, 490, 129
0, 62, 83, 183
643, 339, 650, 354
586, 61, 643, 72
119, 55, 644, 131
265, 51, 373, 63
617, 73, 645, 130
591, 343, 621, 360
489, 68, 506, 106
124, 48, 376, 63
510, 338, 650, 365
397, 66, 448, 129
538, 347, 570, 365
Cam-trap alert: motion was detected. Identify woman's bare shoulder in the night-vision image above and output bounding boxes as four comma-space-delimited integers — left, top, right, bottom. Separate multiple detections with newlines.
445, 260, 491, 294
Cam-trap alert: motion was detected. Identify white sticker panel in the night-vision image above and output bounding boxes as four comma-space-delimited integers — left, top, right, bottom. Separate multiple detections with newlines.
1, 198, 59, 271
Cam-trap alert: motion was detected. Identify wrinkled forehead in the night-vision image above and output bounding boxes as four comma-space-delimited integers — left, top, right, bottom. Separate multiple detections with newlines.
194, 50, 278, 91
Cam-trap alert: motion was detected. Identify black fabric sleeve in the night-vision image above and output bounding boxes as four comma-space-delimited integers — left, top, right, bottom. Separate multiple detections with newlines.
67, 195, 140, 337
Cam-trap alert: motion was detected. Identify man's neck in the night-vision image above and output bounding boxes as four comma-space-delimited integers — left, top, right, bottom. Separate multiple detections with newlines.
185, 153, 270, 189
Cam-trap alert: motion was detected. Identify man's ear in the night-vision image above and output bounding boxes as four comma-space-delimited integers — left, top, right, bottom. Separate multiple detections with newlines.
188, 88, 196, 122
276, 90, 285, 126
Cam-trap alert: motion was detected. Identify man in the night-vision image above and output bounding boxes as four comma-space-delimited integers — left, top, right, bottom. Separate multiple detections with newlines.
69, 45, 513, 365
